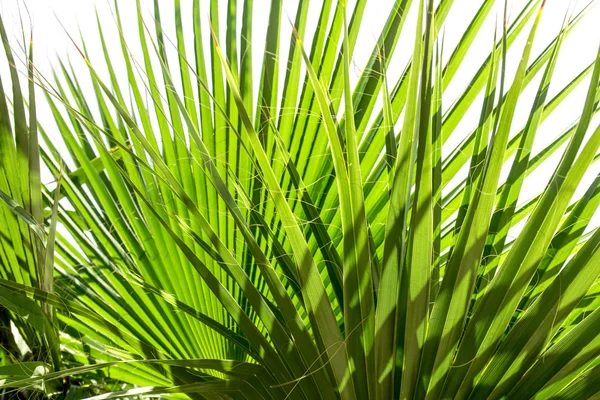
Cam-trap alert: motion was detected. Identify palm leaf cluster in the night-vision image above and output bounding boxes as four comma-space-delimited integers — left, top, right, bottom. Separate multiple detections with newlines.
2, 0, 600, 398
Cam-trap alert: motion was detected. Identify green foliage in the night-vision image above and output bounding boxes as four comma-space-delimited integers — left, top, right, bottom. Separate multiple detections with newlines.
1, 0, 600, 398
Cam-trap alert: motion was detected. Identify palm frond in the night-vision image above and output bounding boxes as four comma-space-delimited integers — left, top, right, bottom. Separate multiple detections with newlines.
1, 0, 600, 399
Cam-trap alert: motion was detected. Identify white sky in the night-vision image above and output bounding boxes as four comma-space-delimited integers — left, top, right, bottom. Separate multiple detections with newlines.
1, 0, 600, 235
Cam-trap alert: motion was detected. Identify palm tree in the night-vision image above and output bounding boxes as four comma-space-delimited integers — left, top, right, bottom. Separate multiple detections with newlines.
2, 0, 600, 398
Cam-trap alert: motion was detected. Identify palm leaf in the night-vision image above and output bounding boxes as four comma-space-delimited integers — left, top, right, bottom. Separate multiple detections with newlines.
1, 0, 600, 399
